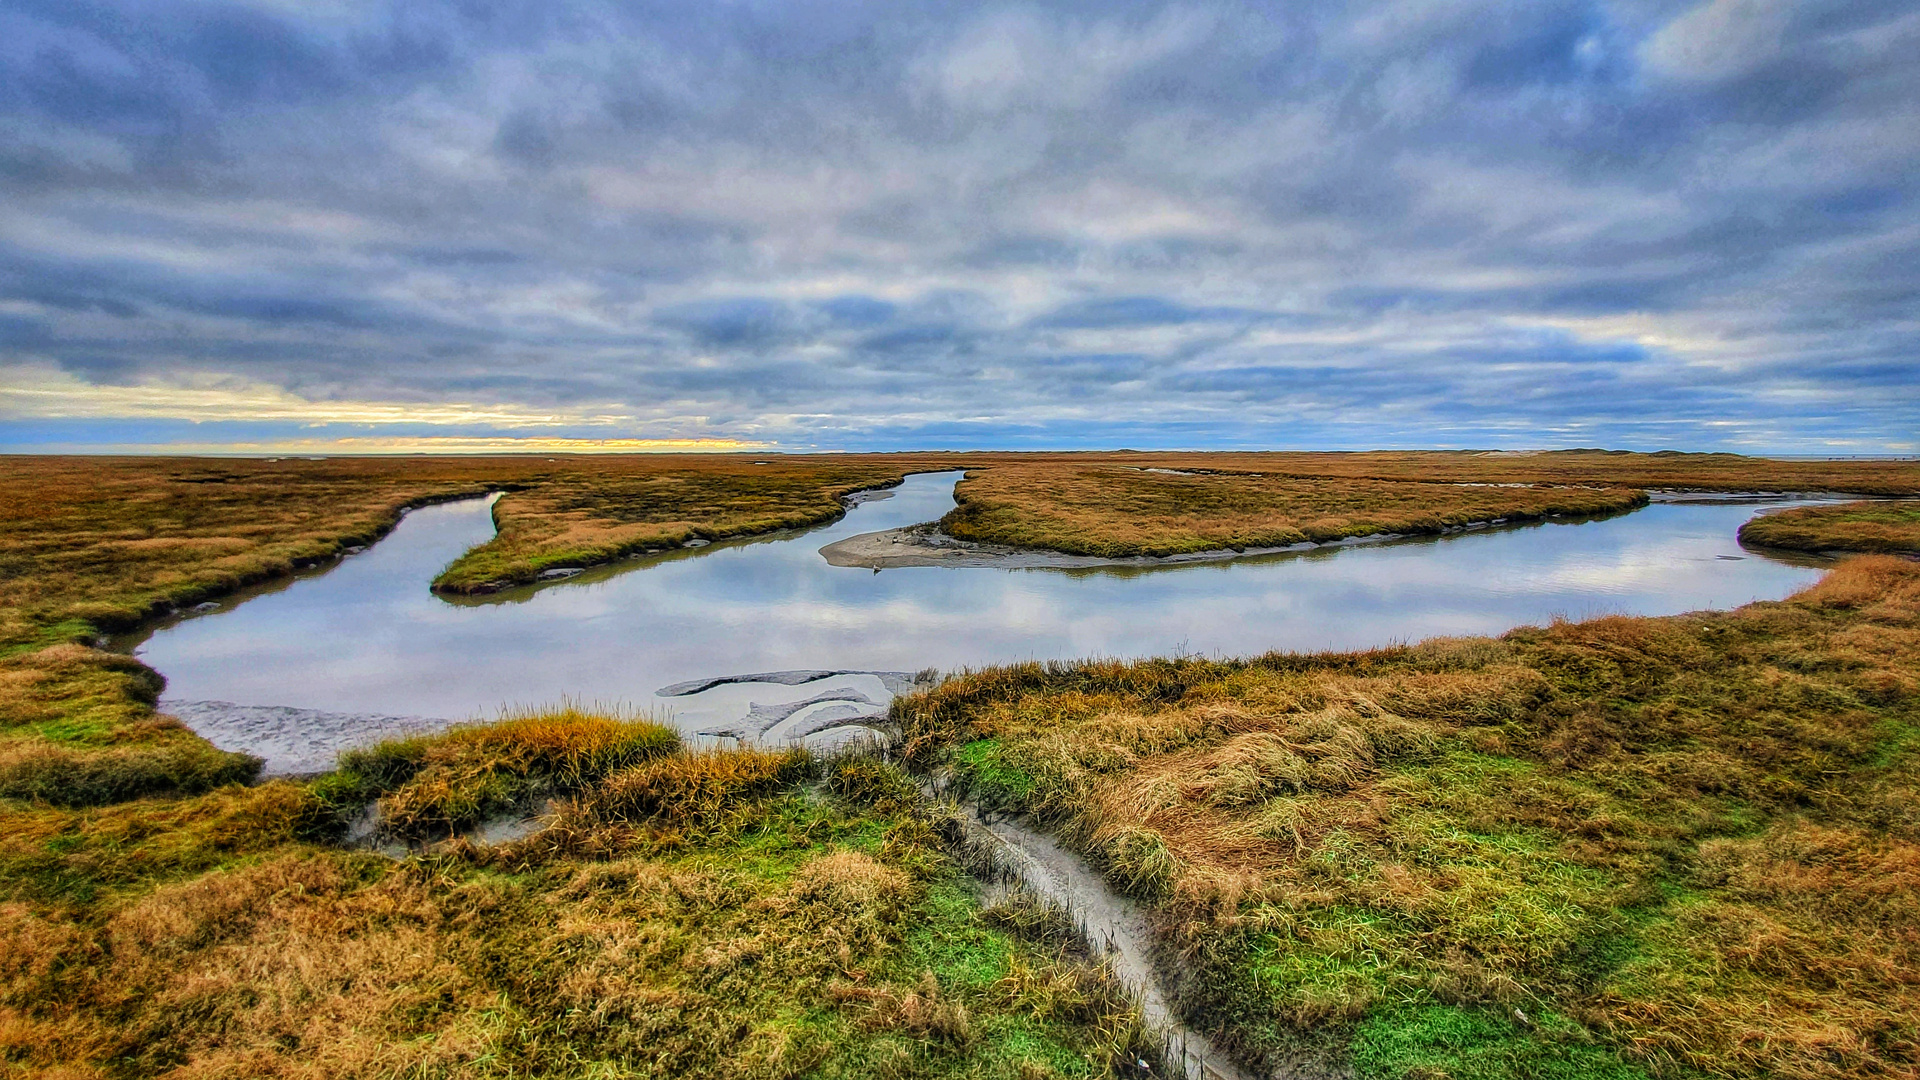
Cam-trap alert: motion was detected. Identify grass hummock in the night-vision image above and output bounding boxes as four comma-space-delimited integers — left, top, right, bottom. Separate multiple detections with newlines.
315, 705, 683, 839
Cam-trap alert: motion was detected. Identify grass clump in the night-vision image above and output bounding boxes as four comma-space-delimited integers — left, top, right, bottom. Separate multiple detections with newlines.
1740, 499, 1920, 555
829, 754, 925, 812
895, 555, 1920, 1079
574, 743, 810, 826
0, 741, 260, 806
327, 706, 681, 839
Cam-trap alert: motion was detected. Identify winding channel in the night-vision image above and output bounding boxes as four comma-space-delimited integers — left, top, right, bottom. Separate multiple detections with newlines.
121, 470, 1834, 773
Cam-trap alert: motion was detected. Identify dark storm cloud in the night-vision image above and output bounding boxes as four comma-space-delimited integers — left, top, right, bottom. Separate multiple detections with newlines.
1, 0, 1916, 451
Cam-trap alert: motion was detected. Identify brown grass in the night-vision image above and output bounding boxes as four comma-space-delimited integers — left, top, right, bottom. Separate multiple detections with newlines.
1740, 500, 1920, 555
896, 555, 1920, 1078
329, 707, 683, 840
0, 454, 980, 650
3, 447, 1916, 1074
0, 743, 1161, 1079
1078, 449, 1920, 495
941, 464, 1647, 557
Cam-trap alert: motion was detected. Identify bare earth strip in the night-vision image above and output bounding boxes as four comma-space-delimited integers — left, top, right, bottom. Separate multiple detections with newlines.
820, 522, 1413, 569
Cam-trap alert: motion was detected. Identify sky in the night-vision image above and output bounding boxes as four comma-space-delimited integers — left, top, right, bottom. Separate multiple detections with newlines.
1, 0, 1915, 455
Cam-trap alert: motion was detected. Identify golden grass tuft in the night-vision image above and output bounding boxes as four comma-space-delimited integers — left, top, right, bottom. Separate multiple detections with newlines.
339, 706, 681, 839
579, 745, 813, 827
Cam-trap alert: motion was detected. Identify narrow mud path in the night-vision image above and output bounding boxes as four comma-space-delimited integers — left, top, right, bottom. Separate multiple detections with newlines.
673, 668, 1253, 1078
944, 799, 1257, 1080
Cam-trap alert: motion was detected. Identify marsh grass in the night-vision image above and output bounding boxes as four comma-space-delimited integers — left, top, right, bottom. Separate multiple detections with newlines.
1105, 449, 1920, 496
431, 459, 941, 592
3, 449, 1917, 1074
1740, 499, 1920, 555
321, 706, 682, 839
0, 644, 260, 805
940, 465, 1650, 558
0, 732, 1164, 1079
896, 556, 1920, 1078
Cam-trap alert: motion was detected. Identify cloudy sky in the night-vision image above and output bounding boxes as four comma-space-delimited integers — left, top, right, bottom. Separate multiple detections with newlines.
1, 0, 1915, 453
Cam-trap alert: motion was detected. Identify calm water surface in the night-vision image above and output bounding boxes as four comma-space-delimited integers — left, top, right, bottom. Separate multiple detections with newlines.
128, 471, 1832, 744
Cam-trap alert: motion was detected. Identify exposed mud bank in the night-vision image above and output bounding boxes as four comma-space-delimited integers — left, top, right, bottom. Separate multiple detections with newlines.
657, 668, 928, 698
820, 521, 1492, 570
659, 668, 937, 742
162, 698, 457, 776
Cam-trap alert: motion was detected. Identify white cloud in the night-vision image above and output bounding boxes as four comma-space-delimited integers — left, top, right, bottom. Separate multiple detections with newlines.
1641, 0, 1792, 82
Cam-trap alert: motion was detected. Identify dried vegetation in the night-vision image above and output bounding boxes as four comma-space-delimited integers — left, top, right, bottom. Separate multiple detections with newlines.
1740, 500, 1920, 556
1, 716, 1163, 1078
897, 556, 1920, 1079
4, 449, 1920, 1076
941, 464, 1647, 557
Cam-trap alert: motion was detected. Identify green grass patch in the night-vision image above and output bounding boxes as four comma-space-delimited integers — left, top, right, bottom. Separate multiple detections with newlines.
954, 738, 1040, 807
1352, 1004, 1651, 1080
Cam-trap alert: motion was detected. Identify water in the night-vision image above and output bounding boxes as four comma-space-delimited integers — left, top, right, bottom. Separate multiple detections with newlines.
125, 471, 1833, 767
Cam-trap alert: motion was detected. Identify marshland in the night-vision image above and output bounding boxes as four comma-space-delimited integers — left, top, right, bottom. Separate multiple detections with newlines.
4, 450, 1920, 1080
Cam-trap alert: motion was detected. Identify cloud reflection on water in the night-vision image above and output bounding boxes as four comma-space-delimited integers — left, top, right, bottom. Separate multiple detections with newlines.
132, 472, 1829, 734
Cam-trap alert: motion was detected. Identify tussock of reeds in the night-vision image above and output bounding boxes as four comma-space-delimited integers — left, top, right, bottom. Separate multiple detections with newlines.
324, 706, 681, 839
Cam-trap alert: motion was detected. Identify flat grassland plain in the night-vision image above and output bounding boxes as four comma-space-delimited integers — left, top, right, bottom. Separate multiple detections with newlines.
2, 450, 1919, 1079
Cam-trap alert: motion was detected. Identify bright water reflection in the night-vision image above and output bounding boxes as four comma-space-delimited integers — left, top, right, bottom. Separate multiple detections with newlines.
130, 471, 1831, 739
